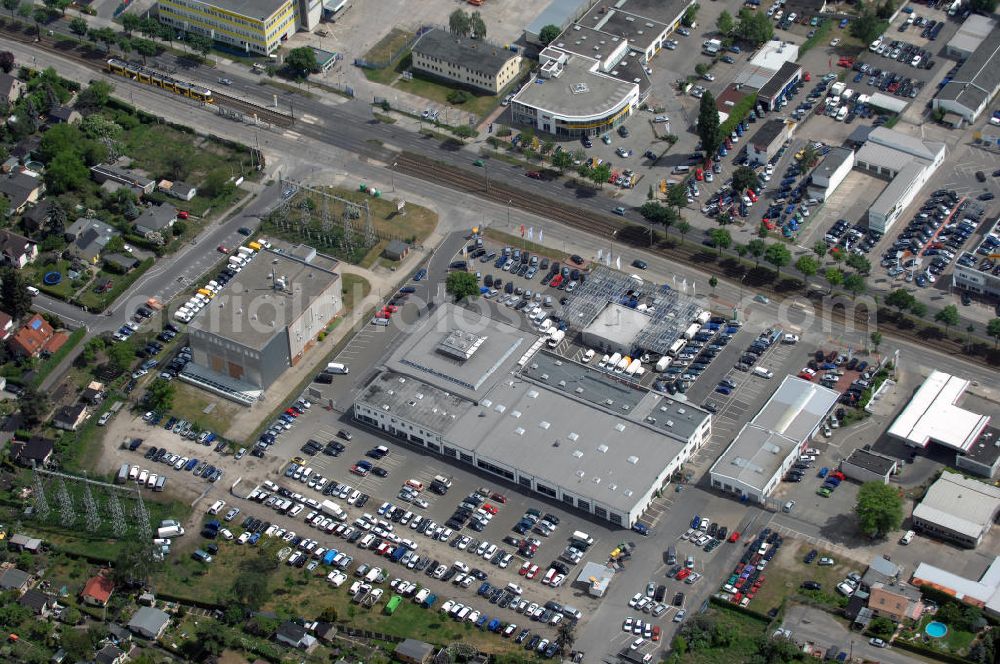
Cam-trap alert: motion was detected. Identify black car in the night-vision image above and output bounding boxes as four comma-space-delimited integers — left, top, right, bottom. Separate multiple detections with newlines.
801, 581, 821, 590
976, 171, 987, 183
238, 227, 253, 236
804, 549, 818, 563
570, 254, 584, 265
631, 259, 648, 270
672, 592, 684, 606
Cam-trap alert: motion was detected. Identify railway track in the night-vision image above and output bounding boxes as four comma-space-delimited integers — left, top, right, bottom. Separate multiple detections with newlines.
1, 24, 292, 127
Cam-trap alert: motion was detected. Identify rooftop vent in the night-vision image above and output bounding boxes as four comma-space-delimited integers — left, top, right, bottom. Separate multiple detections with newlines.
482, 399, 493, 408
576, 470, 585, 478
627, 456, 639, 464
540, 421, 551, 429
575, 387, 584, 394
398, 377, 406, 383
511, 410, 522, 418
615, 423, 626, 432
609, 484, 617, 491
527, 390, 539, 399
623, 489, 633, 497
678, 408, 686, 414
646, 417, 656, 424
597, 444, 609, 453
415, 393, 424, 400
558, 380, 567, 388
568, 432, 579, 441
514, 427, 525, 436
572, 450, 584, 458
494, 404, 506, 413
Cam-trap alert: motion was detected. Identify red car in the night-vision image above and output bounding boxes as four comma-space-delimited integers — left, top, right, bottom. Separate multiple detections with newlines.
652, 626, 661, 641
384, 304, 399, 312
178, 211, 190, 220
519, 561, 531, 576
490, 492, 507, 503
482, 503, 498, 515
284, 408, 299, 417
803, 71, 811, 82
218, 245, 228, 253
525, 565, 540, 579
526, 171, 542, 180
728, 530, 741, 543
675, 568, 691, 581
830, 470, 846, 481
694, 168, 704, 181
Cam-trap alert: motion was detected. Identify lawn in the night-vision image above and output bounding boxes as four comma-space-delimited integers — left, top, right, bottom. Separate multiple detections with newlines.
906, 614, 976, 654
263, 187, 437, 266
747, 542, 854, 614
121, 122, 252, 188
76, 259, 155, 312
394, 72, 501, 119
168, 382, 244, 436
361, 28, 415, 84
26, 259, 78, 299
341, 273, 371, 311
484, 228, 560, 259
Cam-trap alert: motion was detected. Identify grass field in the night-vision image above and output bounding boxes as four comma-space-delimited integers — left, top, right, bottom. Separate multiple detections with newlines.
748, 541, 854, 614
341, 273, 372, 311
483, 228, 563, 259
394, 73, 501, 118
169, 382, 244, 435
677, 604, 769, 664
910, 614, 976, 654
361, 28, 415, 84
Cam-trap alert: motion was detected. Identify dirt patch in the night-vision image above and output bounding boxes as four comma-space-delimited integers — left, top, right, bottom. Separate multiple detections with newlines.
750, 540, 858, 614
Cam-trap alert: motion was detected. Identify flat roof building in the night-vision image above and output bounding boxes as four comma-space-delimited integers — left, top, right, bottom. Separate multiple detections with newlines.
854, 127, 946, 233
580, 303, 652, 355
410, 29, 523, 95
934, 29, 1000, 123
956, 427, 1000, 480
913, 556, 1000, 617
157, 0, 306, 55
710, 376, 840, 504
186, 244, 341, 398
809, 147, 854, 201
756, 61, 802, 111
911, 472, 1000, 548
946, 14, 994, 59
887, 370, 990, 453
840, 448, 897, 484
747, 119, 795, 165
354, 304, 711, 528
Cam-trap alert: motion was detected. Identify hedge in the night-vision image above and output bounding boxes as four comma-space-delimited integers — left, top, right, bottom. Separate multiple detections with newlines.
892, 639, 974, 664
720, 93, 758, 136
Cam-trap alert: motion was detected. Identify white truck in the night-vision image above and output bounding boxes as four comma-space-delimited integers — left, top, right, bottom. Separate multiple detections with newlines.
655, 356, 672, 372
546, 329, 565, 348
682, 323, 701, 340
320, 499, 346, 520
325, 362, 349, 374
156, 525, 185, 538
695, 310, 711, 324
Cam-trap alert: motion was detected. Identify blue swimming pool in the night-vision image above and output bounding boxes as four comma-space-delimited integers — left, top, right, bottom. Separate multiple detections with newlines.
925, 621, 948, 638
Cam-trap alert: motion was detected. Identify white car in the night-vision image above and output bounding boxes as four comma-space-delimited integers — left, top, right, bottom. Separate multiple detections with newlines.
830, 38, 841, 47
237, 532, 252, 544
628, 592, 643, 608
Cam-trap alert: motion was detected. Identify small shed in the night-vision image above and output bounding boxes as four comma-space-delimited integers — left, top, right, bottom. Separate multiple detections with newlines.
128, 606, 170, 639
394, 639, 434, 664
383, 239, 410, 261
9, 533, 43, 553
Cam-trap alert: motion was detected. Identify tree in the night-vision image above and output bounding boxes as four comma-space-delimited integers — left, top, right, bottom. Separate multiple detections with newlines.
697, 91, 722, 160
935, 304, 960, 335
16, 2, 30, 20
639, 201, 673, 227
0, 267, 32, 320
825, 267, 843, 294
870, 331, 883, 353
446, 89, 471, 105
551, 149, 572, 172
854, 481, 903, 537
469, 10, 486, 39
77, 80, 114, 110
68, 16, 87, 37
850, 12, 888, 45
203, 168, 235, 198
764, 243, 791, 277
448, 9, 470, 37
2, 0, 17, 17
799, 143, 819, 168
32, 7, 48, 39
735, 243, 748, 259
91, 26, 117, 52
717, 211, 733, 226
795, 255, 818, 278
708, 228, 731, 255
112, 540, 157, 586
121, 12, 140, 34
747, 238, 766, 266
591, 162, 611, 188
846, 253, 871, 274
676, 220, 692, 241
186, 32, 212, 57
709, 275, 718, 292
43, 0, 69, 15
144, 378, 175, 412
539, 24, 560, 45
735, 8, 774, 45
19, 386, 50, 426
555, 621, 576, 655
716, 10, 734, 35
910, 301, 927, 318
812, 241, 828, 259
666, 183, 688, 211
682, 3, 699, 27
284, 46, 318, 79
731, 166, 758, 195
0, 51, 12, 74
843, 273, 866, 298
987, 318, 1000, 348
446, 271, 479, 301
885, 289, 914, 315
44, 152, 89, 194
134, 38, 158, 65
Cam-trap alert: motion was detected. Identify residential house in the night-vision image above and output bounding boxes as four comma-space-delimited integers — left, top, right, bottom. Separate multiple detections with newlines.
53, 403, 89, 431
90, 160, 155, 196
274, 621, 317, 650
0, 229, 38, 268
10, 135, 40, 162
133, 204, 178, 237
394, 639, 434, 664
0, 73, 26, 106
868, 582, 924, 623
81, 574, 114, 607
8, 533, 42, 554
21, 201, 54, 234
127, 606, 170, 639
9, 436, 54, 468
0, 311, 13, 341
157, 180, 197, 201
47, 106, 81, 125
95, 644, 128, 664
410, 29, 523, 94
0, 568, 31, 594
0, 172, 44, 215
18, 588, 54, 617
10, 314, 68, 358
862, 555, 903, 589
65, 217, 119, 263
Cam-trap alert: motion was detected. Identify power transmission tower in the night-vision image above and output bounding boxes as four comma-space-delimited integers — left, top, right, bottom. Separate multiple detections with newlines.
31, 470, 50, 521
133, 486, 151, 537
56, 477, 76, 528
81, 479, 102, 533
361, 199, 377, 248
107, 487, 127, 537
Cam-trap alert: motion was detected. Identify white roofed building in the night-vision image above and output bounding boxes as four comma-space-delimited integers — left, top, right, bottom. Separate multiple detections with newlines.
887, 370, 990, 453
910, 472, 1000, 548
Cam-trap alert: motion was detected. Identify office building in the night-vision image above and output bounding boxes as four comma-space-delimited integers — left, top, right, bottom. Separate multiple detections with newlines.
157, 0, 306, 55
911, 472, 1000, 548
410, 29, 522, 95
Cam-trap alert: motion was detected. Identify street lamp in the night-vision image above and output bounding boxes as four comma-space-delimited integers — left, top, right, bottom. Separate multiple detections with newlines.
391, 162, 397, 192
507, 199, 512, 229
610, 229, 619, 265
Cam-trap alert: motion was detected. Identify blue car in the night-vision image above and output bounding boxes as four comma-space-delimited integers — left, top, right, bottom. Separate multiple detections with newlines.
818, 467, 829, 478
413, 268, 427, 281
477, 582, 491, 596
691, 514, 701, 529
632, 523, 650, 536
184, 458, 199, 471
715, 385, 732, 395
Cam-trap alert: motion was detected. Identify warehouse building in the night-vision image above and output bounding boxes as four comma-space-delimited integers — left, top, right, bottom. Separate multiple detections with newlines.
756, 61, 803, 111
945, 14, 995, 60
911, 472, 1000, 548
354, 304, 712, 528
808, 147, 854, 201
410, 29, 523, 95
854, 127, 946, 233
157, 0, 316, 55
747, 119, 795, 165
839, 448, 897, 484
933, 29, 1000, 124
887, 370, 990, 453
709, 377, 840, 504
185, 245, 341, 399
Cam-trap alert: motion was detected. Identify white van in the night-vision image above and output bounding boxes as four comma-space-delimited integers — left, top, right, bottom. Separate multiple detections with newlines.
752, 366, 774, 379
571, 530, 594, 546
27, 286, 39, 297
900, 530, 915, 545
326, 362, 349, 374
208, 499, 226, 515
